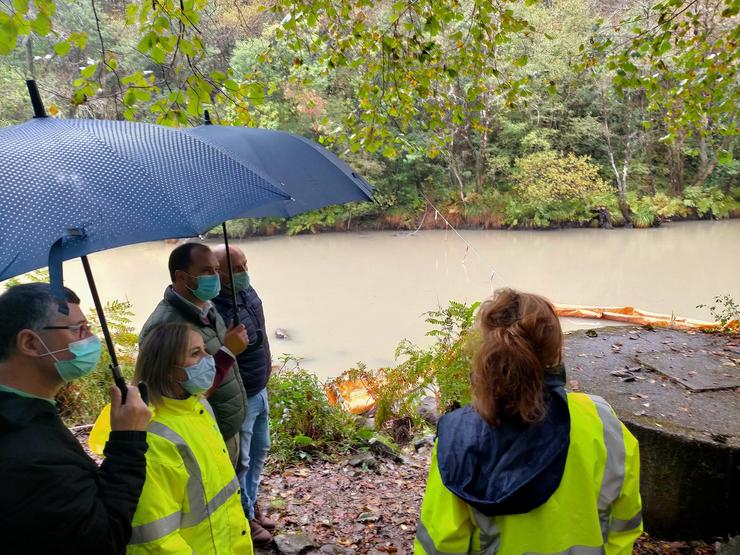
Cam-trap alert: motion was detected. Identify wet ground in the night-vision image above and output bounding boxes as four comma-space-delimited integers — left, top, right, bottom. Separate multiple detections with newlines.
253, 447, 724, 555
72, 326, 740, 552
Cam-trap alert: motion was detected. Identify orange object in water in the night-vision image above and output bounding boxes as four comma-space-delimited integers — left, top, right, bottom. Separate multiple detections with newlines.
325, 378, 376, 415
555, 304, 739, 333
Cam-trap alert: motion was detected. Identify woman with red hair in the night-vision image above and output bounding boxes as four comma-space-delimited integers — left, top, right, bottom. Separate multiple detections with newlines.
415, 289, 642, 555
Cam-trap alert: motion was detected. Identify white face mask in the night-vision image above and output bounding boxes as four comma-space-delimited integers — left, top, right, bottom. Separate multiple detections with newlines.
177, 355, 216, 395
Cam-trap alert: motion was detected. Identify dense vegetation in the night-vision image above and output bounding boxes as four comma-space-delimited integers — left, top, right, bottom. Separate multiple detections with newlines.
1, 0, 737, 231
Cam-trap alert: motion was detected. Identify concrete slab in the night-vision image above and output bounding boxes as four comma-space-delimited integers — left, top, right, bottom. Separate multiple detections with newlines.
563, 326, 740, 539
638, 351, 740, 391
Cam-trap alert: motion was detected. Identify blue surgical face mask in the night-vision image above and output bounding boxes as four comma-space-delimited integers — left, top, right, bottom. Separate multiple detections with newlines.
233, 271, 250, 292
37, 334, 103, 382
178, 355, 216, 396
185, 273, 221, 301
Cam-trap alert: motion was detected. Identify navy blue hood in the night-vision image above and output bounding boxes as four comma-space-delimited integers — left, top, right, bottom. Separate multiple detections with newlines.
436, 370, 570, 517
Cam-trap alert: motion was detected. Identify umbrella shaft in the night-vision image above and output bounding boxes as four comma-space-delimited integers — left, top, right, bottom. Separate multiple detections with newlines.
222, 222, 240, 327
81, 256, 127, 402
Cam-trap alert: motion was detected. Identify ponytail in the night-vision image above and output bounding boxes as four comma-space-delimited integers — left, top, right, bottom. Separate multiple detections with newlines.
471, 289, 563, 426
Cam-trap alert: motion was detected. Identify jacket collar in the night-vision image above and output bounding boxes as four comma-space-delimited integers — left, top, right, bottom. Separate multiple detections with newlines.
154, 394, 206, 417
0, 390, 57, 428
164, 286, 216, 325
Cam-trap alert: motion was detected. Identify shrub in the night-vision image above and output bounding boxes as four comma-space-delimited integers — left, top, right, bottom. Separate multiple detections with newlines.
269, 357, 367, 464
507, 150, 613, 226
371, 300, 479, 428
697, 294, 740, 330
682, 186, 733, 219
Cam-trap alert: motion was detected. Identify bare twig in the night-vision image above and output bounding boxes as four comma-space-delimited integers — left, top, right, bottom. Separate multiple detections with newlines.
91, 0, 123, 118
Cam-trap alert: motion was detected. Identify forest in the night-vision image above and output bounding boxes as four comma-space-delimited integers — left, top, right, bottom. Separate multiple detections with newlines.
1, 0, 737, 232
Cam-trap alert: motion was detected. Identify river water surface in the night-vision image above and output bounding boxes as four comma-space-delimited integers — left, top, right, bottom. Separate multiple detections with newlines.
58, 220, 739, 378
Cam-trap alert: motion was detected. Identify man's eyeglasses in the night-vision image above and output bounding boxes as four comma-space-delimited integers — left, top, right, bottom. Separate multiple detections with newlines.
41, 322, 96, 340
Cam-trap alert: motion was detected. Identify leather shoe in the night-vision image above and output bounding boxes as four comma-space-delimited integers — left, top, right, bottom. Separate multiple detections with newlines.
249, 519, 272, 547
254, 503, 276, 531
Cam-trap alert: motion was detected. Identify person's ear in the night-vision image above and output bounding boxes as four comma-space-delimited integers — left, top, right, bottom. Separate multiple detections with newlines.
16, 329, 47, 358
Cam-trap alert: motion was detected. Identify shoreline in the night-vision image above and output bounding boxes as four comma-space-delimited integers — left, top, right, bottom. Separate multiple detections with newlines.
208, 212, 740, 240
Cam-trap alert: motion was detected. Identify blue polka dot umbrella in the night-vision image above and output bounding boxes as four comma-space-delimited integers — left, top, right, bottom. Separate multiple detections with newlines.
0, 112, 289, 283
0, 81, 290, 400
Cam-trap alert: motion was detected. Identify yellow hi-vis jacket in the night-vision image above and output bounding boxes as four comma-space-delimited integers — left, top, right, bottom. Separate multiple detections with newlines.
414, 393, 642, 555
127, 395, 253, 554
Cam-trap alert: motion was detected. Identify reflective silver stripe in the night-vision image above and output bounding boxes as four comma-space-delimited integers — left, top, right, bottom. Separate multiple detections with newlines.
610, 511, 642, 532
471, 508, 500, 554
130, 423, 240, 544
588, 395, 626, 542
524, 546, 605, 555
129, 510, 181, 545
147, 421, 207, 527
206, 475, 240, 515
415, 521, 468, 555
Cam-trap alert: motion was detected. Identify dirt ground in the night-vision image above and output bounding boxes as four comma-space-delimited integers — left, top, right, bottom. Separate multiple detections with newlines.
254, 445, 721, 555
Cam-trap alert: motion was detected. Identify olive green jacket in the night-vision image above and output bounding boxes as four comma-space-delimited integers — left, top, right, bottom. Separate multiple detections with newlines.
139, 286, 247, 440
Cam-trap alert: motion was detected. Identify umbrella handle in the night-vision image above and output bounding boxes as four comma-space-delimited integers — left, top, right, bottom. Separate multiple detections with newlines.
243, 329, 264, 354
137, 381, 149, 406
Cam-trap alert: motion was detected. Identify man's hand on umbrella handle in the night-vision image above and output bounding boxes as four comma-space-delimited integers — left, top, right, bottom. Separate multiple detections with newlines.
224, 322, 248, 356
110, 385, 152, 432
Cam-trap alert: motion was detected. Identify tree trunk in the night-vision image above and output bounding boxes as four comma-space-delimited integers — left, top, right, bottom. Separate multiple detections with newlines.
617, 187, 632, 223
667, 136, 685, 195
692, 133, 719, 188
476, 120, 488, 193
600, 80, 634, 225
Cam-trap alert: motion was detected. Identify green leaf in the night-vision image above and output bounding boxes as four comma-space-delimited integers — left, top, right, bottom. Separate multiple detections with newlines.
123, 89, 137, 106
513, 55, 528, 67
150, 46, 166, 64
0, 24, 18, 56
717, 149, 733, 165
13, 0, 30, 14
125, 3, 138, 24
53, 40, 70, 57
134, 89, 152, 102
30, 12, 51, 36
292, 435, 314, 446
80, 63, 97, 79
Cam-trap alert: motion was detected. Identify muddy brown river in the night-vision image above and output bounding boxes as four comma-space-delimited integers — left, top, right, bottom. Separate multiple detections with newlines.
56, 220, 739, 378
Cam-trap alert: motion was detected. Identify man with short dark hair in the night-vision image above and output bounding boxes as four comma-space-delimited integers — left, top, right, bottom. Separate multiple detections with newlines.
0, 283, 152, 554
213, 244, 275, 546
140, 242, 248, 464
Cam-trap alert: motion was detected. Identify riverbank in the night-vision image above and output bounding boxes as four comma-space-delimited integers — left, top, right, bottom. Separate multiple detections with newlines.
253, 449, 726, 555
209, 190, 739, 238
69, 325, 740, 552
72, 426, 727, 554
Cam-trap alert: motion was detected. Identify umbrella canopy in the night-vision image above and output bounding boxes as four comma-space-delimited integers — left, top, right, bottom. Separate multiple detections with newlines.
0, 117, 291, 282
183, 124, 373, 218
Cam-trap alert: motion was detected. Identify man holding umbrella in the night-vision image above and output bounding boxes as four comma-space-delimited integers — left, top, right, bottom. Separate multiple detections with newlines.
0, 283, 152, 553
140, 242, 249, 465
213, 245, 275, 546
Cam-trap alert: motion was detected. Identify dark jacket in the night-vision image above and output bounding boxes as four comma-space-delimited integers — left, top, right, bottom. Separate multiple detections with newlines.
140, 286, 247, 440
213, 286, 272, 397
436, 371, 570, 517
0, 391, 148, 554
